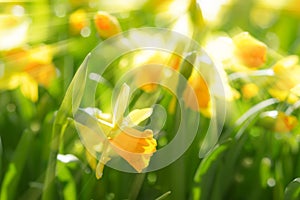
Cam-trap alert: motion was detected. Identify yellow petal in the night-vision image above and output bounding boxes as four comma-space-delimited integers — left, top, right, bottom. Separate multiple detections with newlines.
74, 119, 106, 156
273, 56, 299, 74
125, 108, 153, 126
268, 88, 289, 102
95, 156, 111, 179
268, 88, 299, 104
85, 150, 97, 170
24, 63, 56, 87
113, 83, 130, 126
8, 73, 38, 102
183, 70, 211, 112
20, 76, 38, 102
291, 84, 300, 97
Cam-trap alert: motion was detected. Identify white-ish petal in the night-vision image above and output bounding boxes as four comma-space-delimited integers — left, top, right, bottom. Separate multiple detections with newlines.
80, 107, 113, 128
113, 83, 130, 126
125, 108, 153, 126
121, 126, 153, 138
57, 154, 79, 163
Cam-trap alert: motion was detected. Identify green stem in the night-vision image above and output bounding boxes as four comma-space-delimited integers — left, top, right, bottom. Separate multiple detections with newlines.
128, 174, 146, 200
42, 122, 68, 200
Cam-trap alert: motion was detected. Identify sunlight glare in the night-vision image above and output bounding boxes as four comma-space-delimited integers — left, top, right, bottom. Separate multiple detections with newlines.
197, 0, 231, 24
0, 15, 30, 50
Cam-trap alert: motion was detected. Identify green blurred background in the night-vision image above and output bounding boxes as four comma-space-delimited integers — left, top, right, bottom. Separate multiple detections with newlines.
1, 0, 300, 199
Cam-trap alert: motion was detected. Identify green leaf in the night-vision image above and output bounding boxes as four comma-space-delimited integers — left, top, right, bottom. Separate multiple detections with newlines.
42, 54, 90, 200
57, 162, 77, 200
0, 136, 2, 180
284, 178, 300, 200
193, 140, 231, 200
234, 98, 278, 139
55, 53, 91, 126
0, 129, 34, 200
155, 191, 171, 200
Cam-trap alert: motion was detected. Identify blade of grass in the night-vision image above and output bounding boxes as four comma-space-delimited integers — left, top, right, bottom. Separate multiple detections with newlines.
0, 129, 34, 200
193, 140, 231, 200
155, 191, 171, 200
0, 136, 2, 180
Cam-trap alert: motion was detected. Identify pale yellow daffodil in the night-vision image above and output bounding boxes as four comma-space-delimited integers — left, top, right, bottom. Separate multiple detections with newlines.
269, 56, 300, 103
259, 111, 298, 133
233, 32, 267, 69
0, 45, 56, 101
82, 83, 157, 179
204, 32, 267, 71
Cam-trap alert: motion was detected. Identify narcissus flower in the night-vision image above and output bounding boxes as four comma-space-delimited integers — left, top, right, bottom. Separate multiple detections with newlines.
183, 69, 211, 117
204, 33, 267, 72
0, 45, 56, 101
233, 32, 267, 68
94, 11, 121, 39
82, 84, 157, 179
274, 112, 298, 133
259, 111, 298, 133
268, 56, 300, 103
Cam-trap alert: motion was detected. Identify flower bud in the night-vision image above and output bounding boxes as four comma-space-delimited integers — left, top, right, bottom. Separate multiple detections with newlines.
69, 9, 89, 35
241, 83, 259, 99
94, 11, 121, 39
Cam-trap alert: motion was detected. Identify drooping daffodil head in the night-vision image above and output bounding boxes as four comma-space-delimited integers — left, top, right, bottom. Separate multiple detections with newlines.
78, 83, 157, 179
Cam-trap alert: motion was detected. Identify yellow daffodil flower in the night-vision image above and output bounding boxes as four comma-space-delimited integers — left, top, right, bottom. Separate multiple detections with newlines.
268, 56, 300, 103
82, 83, 157, 179
204, 32, 267, 72
233, 32, 267, 69
259, 111, 298, 133
274, 112, 298, 133
0, 45, 56, 101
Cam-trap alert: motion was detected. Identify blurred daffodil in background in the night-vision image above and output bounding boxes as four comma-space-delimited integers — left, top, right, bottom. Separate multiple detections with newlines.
183, 69, 211, 117
269, 55, 300, 103
94, 11, 122, 39
0, 45, 56, 102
